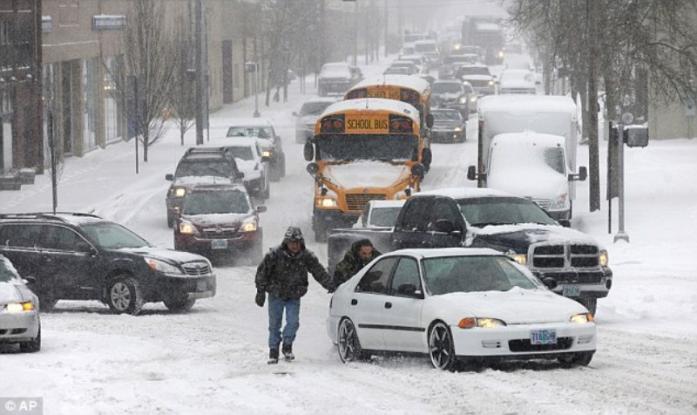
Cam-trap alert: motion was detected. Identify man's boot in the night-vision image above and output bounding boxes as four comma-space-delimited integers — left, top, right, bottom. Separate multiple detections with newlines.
268, 348, 279, 364
282, 343, 294, 361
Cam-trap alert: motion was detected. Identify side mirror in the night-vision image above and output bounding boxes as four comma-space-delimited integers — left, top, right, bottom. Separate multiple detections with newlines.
23, 275, 36, 285
256, 205, 267, 213
165, 174, 174, 181
397, 283, 423, 298
303, 142, 315, 162
261, 155, 271, 163
542, 277, 558, 290
467, 165, 477, 181
421, 148, 432, 166
235, 171, 245, 180
411, 163, 425, 179
306, 162, 319, 176
569, 166, 587, 181
426, 113, 434, 128
75, 241, 94, 254
558, 220, 571, 228
624, 126, 649, 148
432, 219, 457, 234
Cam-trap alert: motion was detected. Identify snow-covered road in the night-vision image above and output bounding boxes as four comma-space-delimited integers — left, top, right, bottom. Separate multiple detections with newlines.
1, 63, 696, 414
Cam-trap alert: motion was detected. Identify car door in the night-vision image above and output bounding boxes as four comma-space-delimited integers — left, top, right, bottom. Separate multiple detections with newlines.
349, 257, 398, 351
39, 225, 98, 300
381, 256, 426, 352
0, 223, 44, 293
393, 197, 434, 249
428, 197, 466, 248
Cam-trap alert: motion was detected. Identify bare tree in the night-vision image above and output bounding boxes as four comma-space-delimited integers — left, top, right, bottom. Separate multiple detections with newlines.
169, 15, 196, 146
106, 0, 176, 162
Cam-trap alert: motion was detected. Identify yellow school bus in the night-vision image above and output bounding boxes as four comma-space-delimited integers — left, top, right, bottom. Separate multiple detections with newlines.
347, 75, 432, 130
303, 98, 426, 241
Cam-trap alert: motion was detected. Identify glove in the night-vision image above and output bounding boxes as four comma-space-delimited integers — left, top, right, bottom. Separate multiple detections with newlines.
327, 282, 337, 294
255, 291, 265, 307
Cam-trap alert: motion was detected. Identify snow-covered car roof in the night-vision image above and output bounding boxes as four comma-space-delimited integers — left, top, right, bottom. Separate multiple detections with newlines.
321, 98, 421, 123
368, 200, 406, 208
399, 54, 425, 61
461, 74, 494, 81
414, 39, 437, 46
478, 94, 576, 114
385, 247, 503, 259
215, 137, 261, 148
300, 96, 339, 105
188, 183, 248, 193
350, 74, 431, 94
320, 62, 351, 77
224, 118, 273, 128
416, 187, 514, 199
491, 131, 565, 147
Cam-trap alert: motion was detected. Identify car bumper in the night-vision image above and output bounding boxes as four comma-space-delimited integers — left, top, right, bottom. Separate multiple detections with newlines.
534, 267, 613, 299
157, 275, 217, 300
431, 130, 465, 142
244, 176, 265, 193
0, 310, 40, 343
175, 231, 261, 255
450, 321, 596, 358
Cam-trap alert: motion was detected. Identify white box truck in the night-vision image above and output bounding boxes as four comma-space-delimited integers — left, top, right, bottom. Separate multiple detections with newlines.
467, 95, 587, 222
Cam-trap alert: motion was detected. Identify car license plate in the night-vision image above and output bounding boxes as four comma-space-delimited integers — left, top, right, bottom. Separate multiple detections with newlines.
562, 285, 581, 297
530, 329, 557, 345
197, 280, 208, 291
211, 239, 228, 250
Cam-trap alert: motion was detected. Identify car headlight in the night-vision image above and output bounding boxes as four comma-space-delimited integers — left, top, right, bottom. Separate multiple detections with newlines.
507, 251, 527, 266
262, 150, 272, 158
459, 97, 467, 104
488, 80, 495, 86
241, 221, 258, 232
498, 50, 504, 58
145, 257, 183, 275
453, 127, 462, 132
470, 96, 477, 103
4, 302, 34, 313
179, 221, 198, 235
599, 249, 609, 267
317, 197, 338, 208
173, 187, 186, 197
458, 317, 506, 329
570, 312, 594, 323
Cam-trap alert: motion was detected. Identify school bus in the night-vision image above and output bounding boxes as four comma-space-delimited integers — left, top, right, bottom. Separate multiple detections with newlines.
303, 98, 426, 242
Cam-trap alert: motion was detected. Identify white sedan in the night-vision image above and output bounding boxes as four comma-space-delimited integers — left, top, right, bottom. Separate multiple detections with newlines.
221, 138, 271, 200
327, 248, 596, 370
0, 255, 41, 353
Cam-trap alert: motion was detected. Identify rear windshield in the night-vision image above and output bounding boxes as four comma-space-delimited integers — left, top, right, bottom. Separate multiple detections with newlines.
300, 101, 333, 116
459, 66, 490, 76
175, 160, 232, 178
227, 146, 254, 161
432, 83, 462, 94
226, 126, 274, 139
182, 190, 251, 215
432, 110, 462, 121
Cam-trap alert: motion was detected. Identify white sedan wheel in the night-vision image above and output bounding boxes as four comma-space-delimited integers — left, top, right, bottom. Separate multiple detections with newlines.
428, 322, 457, 371
337, 318, 364, 363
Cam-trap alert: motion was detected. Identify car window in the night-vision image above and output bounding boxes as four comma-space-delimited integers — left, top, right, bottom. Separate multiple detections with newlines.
300, 101, 332, 116
398, 198, 433, 231
422, 255, 538, 295
457, 197, 557, 227
543, 147, 565, 174
227, 146, 254, 161
80, 223, 150, 249
175, 160, 232, 178
182, 190, 251, 215
0, 257, 19, 282
369, 207, 402, 228
0, 224, 42, 248
356, 257, 397, 294
41, 225, 90, 251
429, 198, 463, 230
390, 257, 422, 296
226, 126, 274, 139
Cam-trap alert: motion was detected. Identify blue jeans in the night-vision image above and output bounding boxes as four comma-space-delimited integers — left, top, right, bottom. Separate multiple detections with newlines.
267, 294, 300, 349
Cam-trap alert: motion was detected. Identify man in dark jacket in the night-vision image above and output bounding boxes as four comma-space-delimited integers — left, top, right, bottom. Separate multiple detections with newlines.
334, 239, 381, 287
255, 226, 333, 364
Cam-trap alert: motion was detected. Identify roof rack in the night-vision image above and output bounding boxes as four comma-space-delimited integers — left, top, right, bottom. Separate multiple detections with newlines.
0, 212, 102, 222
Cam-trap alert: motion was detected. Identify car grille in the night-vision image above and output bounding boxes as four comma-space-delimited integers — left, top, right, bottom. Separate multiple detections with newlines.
508, 337, 573, 352
345, 193, 386, 211
201, 227, 238, 239
181, 261, 212, 276
531, 244, 599, 269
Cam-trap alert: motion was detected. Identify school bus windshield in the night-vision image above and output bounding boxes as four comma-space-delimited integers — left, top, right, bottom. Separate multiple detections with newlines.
317, 134, 418, 162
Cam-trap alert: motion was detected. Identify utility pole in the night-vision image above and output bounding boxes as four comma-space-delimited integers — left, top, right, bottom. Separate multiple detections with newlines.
319, 0, 326, 67
194, 0, 204, 145
587, 0, 601, 211
353, 1, 358, 66
384, 0, 389, 57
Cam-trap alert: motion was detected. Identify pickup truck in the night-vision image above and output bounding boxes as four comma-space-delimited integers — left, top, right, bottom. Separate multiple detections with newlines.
327, 187, 612, 314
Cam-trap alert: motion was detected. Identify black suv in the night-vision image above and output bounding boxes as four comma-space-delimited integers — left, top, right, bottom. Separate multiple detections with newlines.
165, 147, 245, 227
0, 213, 216, 315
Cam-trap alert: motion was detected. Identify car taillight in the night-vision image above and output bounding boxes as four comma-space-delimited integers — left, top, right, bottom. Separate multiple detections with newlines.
389, 115, 413, 133
320, 114, 345, 133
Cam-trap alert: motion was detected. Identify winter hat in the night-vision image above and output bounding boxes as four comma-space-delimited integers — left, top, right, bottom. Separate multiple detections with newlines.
283, 226, 304, 243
